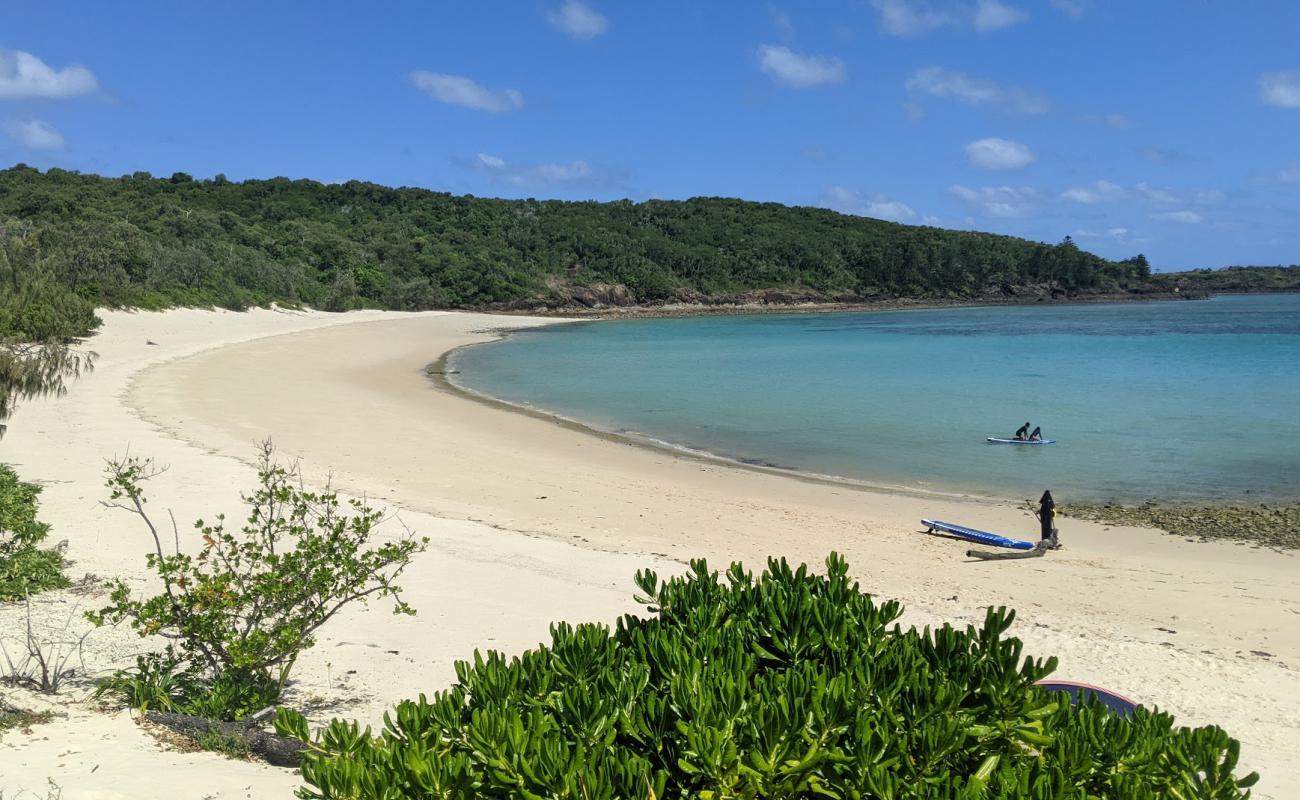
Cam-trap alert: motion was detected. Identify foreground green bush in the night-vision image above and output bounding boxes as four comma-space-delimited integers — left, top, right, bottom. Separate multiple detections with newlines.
0, 465, 68, 600
91, 442, 428, 721
282, 555, 1257, 799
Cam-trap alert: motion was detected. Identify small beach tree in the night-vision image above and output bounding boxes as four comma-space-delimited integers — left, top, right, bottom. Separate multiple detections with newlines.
92, 440, 428, 720
0, 220, 98, 439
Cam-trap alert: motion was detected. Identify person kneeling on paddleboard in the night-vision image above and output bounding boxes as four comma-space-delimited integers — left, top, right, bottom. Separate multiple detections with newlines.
1015, 421, 1031, 440
1029, 426, 1043, 441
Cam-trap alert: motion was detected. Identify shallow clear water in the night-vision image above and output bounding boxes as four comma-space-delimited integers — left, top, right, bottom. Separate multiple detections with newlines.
453, 295, 1300, 503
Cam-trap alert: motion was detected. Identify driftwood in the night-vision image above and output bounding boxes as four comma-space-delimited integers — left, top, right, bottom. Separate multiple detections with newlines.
143, 710, 307, 767
966, 539, 1056, 561
966, 547, 1046, 561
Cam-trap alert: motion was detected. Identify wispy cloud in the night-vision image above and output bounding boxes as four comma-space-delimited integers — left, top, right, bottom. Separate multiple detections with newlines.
1060, 179, 1126, 204
0, 119, 64, 150
547, 1, 609, 40
0, 49, 98, 100
820, 185, 917, 222
868, 0, 956, 37
870, 0, 1026, 36
973, 0, 1028, 32
905, 66, 1049, 115
407, 72, 523, 113
965, 137, 1036, 170
1275, 164, 1300, 183
1151, 210, 1204, 225
468, 152, 623, 189
949, 184, 1039, 217
757, 45, 845, 88
1050, 0, 1086, 18
770, 6, 796, 40
1133, 182, 1223, 206
1260, 71, 1300, 108
1058, 179, 1223, 210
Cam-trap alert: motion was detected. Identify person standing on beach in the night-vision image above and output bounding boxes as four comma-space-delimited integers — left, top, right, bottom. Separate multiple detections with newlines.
1015, 422, 1031, 440
1038, 490, 1058, 547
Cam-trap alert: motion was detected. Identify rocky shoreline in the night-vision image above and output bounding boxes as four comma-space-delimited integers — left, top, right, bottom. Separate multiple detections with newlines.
1062, 502, 1300, 551
480, 283, 1205, 319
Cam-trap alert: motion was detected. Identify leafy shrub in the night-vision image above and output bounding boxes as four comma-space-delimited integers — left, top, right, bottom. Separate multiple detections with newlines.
91, 441, 428, 721
0, 465, 69, 600
94, 647, 198, 713
283, 554, 1258, 799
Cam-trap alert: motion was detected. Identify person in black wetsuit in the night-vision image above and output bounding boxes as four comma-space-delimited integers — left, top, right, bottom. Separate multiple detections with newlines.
1029, 426, 1043, 441
1038, 490, 1058, 547
1015, 422, 1031, 440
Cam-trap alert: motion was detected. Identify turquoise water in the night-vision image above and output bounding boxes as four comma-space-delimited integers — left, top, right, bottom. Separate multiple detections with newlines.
453, 295, 1300, 503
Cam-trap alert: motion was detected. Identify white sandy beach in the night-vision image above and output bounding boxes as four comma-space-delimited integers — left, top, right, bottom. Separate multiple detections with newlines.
2, 308, 1298, 799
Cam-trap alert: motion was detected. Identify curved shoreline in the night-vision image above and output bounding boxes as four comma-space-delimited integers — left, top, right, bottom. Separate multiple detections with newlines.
430, 312, 1300, 509
428, 334, 1001, 508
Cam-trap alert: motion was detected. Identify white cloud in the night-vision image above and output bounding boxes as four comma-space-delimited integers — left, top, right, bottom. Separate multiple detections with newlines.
757, 45, 845, 88
973, 0, 1027, 32
1260, 71, 1300, 108
0, 119, 64, 150
1050, 0, 1086, 17
1060, 180, 1126, 204
870, 0, 1026, 36
905, 66, 1049, 115
470, 152, 620, 189
965, 137, 1035, 170
949, 184, 1039, 217
408, 72, 522, 113
1151, 210, 1203, 224
0, 49, 98, 100
1057, 180, 1222, 209
1276, 164, 1300, 183
1133, 182, 1178, 205
547, 1, 609, 40
820, 186, 917, 222
1133, 182, 1223, 206
868, 0, 956, 37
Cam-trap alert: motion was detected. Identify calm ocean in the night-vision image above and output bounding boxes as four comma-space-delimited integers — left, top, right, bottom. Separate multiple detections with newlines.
452, 294, 1300, 504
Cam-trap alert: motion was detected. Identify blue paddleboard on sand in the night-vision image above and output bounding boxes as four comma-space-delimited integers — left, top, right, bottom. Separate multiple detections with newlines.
921, 519, 1035, 550
987, 437, 1056, 445
1035, 681, 1138, 717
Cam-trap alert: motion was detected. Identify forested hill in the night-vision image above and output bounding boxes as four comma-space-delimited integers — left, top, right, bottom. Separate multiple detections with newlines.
1151, 265, 1300, 294
1, 165, 1157, 316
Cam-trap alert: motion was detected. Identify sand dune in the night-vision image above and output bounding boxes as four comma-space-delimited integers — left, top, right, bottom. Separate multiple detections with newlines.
2, 308, 1296, 798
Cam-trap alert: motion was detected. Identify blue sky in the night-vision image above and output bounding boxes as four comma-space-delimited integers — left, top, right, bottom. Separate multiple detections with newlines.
4, 0, 1299, 269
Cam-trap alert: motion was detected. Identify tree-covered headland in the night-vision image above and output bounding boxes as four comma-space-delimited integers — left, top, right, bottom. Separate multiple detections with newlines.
1, 165, 1166, 315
